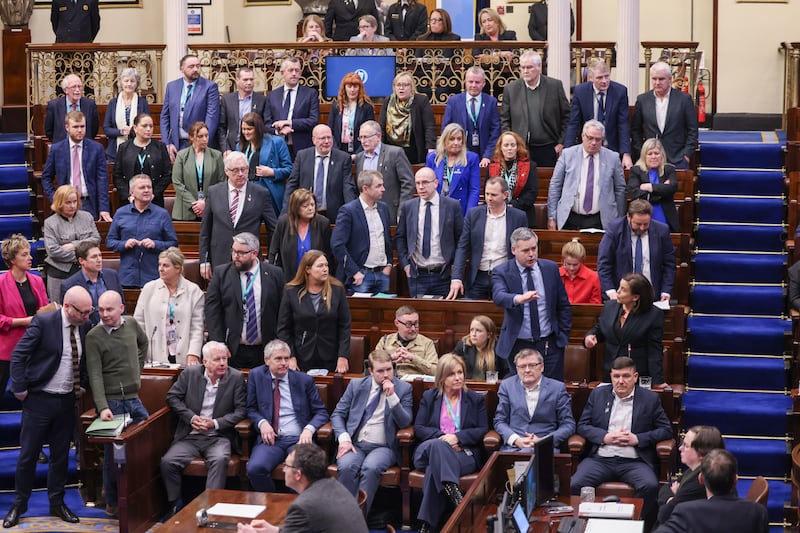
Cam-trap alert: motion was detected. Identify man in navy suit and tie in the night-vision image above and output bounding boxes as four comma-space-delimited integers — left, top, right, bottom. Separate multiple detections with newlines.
492, 227, 571, 380
60, 242, 123, 326
264, 57, 320, 159
494, 349, 575, 450
449, 177, 528, 300
217, 67, 267, 155
395, 167, 463, 297
44, 74, 99, 143
564, 59, 633, 170
4, 286, 93, 528
246, 340, 328, 492
161, 54, 220, 161
597, 199, 676, 302
51, 0, 100, 43
42, 110, 111, 222
331, 349, 412, 514
441, 66, 500, 167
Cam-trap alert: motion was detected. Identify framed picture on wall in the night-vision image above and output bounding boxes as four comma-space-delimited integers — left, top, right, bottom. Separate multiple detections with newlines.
188, 7, 203, 35
35, 0, 143, 6
244, 0, 291, 5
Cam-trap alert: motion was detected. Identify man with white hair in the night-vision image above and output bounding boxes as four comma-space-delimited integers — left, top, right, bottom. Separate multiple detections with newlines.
44, 73, 99, 143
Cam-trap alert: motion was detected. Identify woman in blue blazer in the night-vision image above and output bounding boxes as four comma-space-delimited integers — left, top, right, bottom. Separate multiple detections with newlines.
413, 354, 488, 532
237, 112, 292, 215
102, 68, 150, 162
327, 72, 375, 156
426, 123, 481, 217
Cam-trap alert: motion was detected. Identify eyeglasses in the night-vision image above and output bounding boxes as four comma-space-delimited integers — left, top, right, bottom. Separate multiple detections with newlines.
394, 82, 412, 88
358, 133, 378, 141
65, 84, 83, 90
227, 167, 249, 174
396, 320, 419, 329
232, 249, 255, 257
67, 303, 94, 317
415, 180, 435, 187
430, 17, 444, 22
284, 463, 298, 470
519, 65, 538, 71
516, 362, 543, 370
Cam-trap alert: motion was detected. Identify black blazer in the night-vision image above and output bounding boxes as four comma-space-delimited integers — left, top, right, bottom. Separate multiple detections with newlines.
276, 284, 351, 372
384, 2, 428, 41
324, 0, 379, 41
45, 96, 100, 143
267, 213, 332, 280
113, 139, 172, 206
587, 301, 665, 384
327, 101, 375, 154
282, 146, 357, 223
378, 93, 437, 165
51, 0, 99, 43
657, 467, 703, 526
654, 494, 768, 533
627, 165, 680, 232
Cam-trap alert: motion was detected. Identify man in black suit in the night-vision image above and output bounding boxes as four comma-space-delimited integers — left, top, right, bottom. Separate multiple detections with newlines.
282, 124, 357, 222
324, 0, 380, 41
263, 57, 320, 158
206, 232, 285, 370
51, 0, 100, 43
217, 67, 267, 154
570, 357, 673, 523
199, 151, 277, 279
160, 341, 247, 516
384, 0, 428, 41
395, 167, 464, 297
60, 242, 123, 326
44, 74, 99, 143
654, 449, 768, 533
4, 286, 93, 528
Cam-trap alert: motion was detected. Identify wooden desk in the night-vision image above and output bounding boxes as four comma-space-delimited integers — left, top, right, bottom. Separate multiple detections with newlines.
527, 496, 643, 533
157, 489, 296, 533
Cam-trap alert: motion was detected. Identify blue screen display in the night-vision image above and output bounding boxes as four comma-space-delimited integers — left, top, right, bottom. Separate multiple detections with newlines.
325, 56, 397, 98
512, 502, 529, 533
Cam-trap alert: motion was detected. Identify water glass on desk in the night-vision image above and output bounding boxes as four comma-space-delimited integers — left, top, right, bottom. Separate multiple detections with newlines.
580, 486, 595, 503
486, 371, 499, 384
639, 376, 652, 389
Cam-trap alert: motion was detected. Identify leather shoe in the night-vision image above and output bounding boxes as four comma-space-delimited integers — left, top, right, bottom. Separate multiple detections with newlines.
50, 503, 79, 524
3, 503, 26, 528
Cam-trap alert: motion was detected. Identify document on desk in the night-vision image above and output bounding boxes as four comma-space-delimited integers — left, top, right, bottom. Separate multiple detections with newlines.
578, 502, 635, 518
585, 518, 643, 533
207, 503, 266, 519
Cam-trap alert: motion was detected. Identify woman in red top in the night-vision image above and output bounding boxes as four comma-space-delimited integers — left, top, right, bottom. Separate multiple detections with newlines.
559, 239, 601, 304
488, 131, 538, 227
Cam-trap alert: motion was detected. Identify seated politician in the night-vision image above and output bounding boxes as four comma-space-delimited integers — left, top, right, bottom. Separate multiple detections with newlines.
373, 305, 438, 377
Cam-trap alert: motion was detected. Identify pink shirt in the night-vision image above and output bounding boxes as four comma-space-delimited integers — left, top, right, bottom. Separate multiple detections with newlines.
439, 390, 462, 433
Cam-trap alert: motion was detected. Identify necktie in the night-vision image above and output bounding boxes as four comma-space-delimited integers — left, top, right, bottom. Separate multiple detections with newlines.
358, 389, 382, 434
245, 271, 259, 344
184, 83, 194, 106
401, 4, 408, 21
422, 200, 432, 258
525, 267, 540, 339
634, 235, 644, 274
470, 97, 478, 119
71, 144, 82, 197
315, 156, 326, 209
282, 88, 292, 120
272, 378, 281, 432
70, 103, 77, 112
583, 154, 594, 213
70, 325, 80, 394
230, 188, 240, 225
598, 92, 606, 122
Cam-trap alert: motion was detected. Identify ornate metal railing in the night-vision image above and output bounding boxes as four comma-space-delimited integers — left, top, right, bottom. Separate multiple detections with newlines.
641, 41, 700, 95
782, 42, 800, 124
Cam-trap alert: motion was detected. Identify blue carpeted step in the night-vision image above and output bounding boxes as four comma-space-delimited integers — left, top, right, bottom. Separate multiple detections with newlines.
0, 191, 33, 216
0, 215, 36, 239
688, 316, 790, 355
697, 169, 784, 196
699, 142, 782, 169
699, 131, 783, 144
683, 391, 791, 437
736, 478, 791, 526
693, 253, 785, 284
695, 224, 785, 252
0, 448, 79, 490
687, 355, 786, 391
0, 412, 21, 448
726, 438, 788, 478
691, 285, 785, 316
0, 165, 29, 190
0, 141, 25, 166
696, 196, 784, 224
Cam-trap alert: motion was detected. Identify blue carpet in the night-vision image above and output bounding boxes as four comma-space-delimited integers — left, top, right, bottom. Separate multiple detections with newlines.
699, 142, 783, 169
0, 487, 109, 521
0, 165, 30, 190
687, 316, 790, 355
687, 355, 786, 391
0, 412, 21, 448
694, 224, 786, 252
690, 285, 785, 317
697, 169, 784, 196
693, 253, 785, 284
682, 391, 791, 437
696, 196, 784, 224
0, 216, 36, 239
726, 438, 788, 478
0, 142, 25, 166
736, 478, 791, 525
699, 131, 783, 143
0, 449, 79, 490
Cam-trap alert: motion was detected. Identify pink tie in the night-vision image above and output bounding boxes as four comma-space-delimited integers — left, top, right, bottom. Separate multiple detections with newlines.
230, 188, 240, 225
71, 144, 82, 197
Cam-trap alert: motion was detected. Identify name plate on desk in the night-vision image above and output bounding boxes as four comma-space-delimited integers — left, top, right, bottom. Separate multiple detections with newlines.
578, 502, 635, 519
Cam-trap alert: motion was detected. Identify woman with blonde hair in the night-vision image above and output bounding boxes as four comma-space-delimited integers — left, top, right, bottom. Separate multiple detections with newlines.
426, 123, 480, 216
473, 7, 517, 63
379, 71, 436, 164
560, 239, 601, 304
327, 72, 375, 156
268, 188, 332, 280
452, 315, 506, 379
628, 137, 679, 232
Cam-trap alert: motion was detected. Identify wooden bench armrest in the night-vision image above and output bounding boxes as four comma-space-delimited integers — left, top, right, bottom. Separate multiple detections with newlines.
484, 430, 501, 452
568, 434, 586, 454
317, 421, 333, 442
657, 438, 676, 458
397, 425, 415, 445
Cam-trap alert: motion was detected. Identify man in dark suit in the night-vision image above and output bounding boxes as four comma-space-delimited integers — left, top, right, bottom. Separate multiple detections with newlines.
160, 341, 247, 516
205, 232, 285, 370
60, 242, 123, 326
395, 167, 463, 297
51, 0, 99, 43
331, 170, 394, 294
492, 227, 571, 380
449, 178, 528, 300
631, 61, 698, 169
384, 0, 428, 40
354, 120, 414, 222
500, 51, 570, 167
263, 57, 320, 158
331, 349, 412, 514
654, 449, 769, 533
3, 286, 93, 528
161, 54, 220, 160
217, 67, 267, 154
199, 151, 277, 279
44, 74, 99, 143
441, 66, 501, 167
282, 124, 357, 222
564, 58, 633, 170
570, 356, 673, 522
41, 110, 111, 222
547, 120, 626, 231
597, 199, 676, 302
494, 349, 575, 450
324, 0, 380, 41
245, 340, 328, 492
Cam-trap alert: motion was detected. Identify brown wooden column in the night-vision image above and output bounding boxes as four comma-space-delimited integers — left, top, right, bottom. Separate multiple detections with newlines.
2, 27, 31, 133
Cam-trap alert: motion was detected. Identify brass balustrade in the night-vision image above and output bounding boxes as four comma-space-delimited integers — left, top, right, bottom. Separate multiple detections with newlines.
641, 41, 700, 95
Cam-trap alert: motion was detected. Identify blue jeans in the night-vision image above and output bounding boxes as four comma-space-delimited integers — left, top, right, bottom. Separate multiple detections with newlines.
350, 270, 389, 294
104, 398, 149, 507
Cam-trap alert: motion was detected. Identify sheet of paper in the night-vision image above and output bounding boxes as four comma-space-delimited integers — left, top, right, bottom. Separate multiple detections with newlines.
206, 503, 266, 519
585, 518, 643, 533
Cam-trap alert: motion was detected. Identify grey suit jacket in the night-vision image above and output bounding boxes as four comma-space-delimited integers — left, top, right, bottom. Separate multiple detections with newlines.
547, 145, 626, 229
171, 146, 226, 221
354, 143, 414, 222
500, 76, 570, 147
217, 91, 268, 152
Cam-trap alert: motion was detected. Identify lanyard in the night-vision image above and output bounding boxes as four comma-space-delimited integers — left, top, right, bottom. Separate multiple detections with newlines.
444, 392, 461, 431
244, 145, 254, 165
136, 149, 148, 171
168, 295, 176, 324
444, 165, 455, 185
195, 152, 204, 191
242, 270, 257, 305
466, 98, 479, 128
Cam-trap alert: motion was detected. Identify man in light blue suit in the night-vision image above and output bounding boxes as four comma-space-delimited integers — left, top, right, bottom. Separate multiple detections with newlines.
161, 54, 220, 160
441, 66, 501, 167
331, 349, 412, 514
395, 167, 463, 297
494, 349, 575, 451
547, 120, 626, 231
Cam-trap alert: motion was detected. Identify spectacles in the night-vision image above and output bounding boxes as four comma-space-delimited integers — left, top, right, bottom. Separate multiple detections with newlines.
519, 65, 538, 71
65, 84, 82, 90
227, 167, 249, 174
516, 362, 543, 370
232, 249, 255, 257
68, 303, 94, 317
284, 463, 298, 470
395, 82, 412, 88
430, 17, 444, 22
396, 320, 419, 329
358, 133, 378, 141
415, 180, 435, 187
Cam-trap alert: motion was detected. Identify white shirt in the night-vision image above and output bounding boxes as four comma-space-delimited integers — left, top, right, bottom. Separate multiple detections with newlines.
598, 389, 638, 459
228, 181, 247, 226
240, 261, 262, 344
479, 206, 507, 271
44, 308, 81, 395
572, 148, 600, 215
630, 230, 652, 284
655, 91, 670, 133
191, 372, 221, 435
413, 194, 444, 268
339, 380, 400, 444
360, 197, 388, 268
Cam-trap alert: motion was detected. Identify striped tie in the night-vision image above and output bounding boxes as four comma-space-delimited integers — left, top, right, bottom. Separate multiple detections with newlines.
245, 272, 259, 344
70, 325, 80, 394
230, 188, 240, 226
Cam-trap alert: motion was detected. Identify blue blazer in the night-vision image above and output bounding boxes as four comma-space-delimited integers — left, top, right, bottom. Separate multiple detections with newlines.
395, 195, 463, 277
45, 96, 99, 142
246, 366, 329, 432
160, 76, 220, 150
101, 96, 150, 161
41, 137, 109, 219
414, 387, 488, 462
331, 376, 413, 464
597, 215, 676, 298
492, 258, 572, 360
330, 199, 393, 284
425, 151, 481, 218
564, 81, 631, 156
441, 92, 501, 161
264, 85, 320, 154
577, 384, 672, 471
60, 268, 123, 326
494, 375, 576, 449
453, 205, 528, 288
